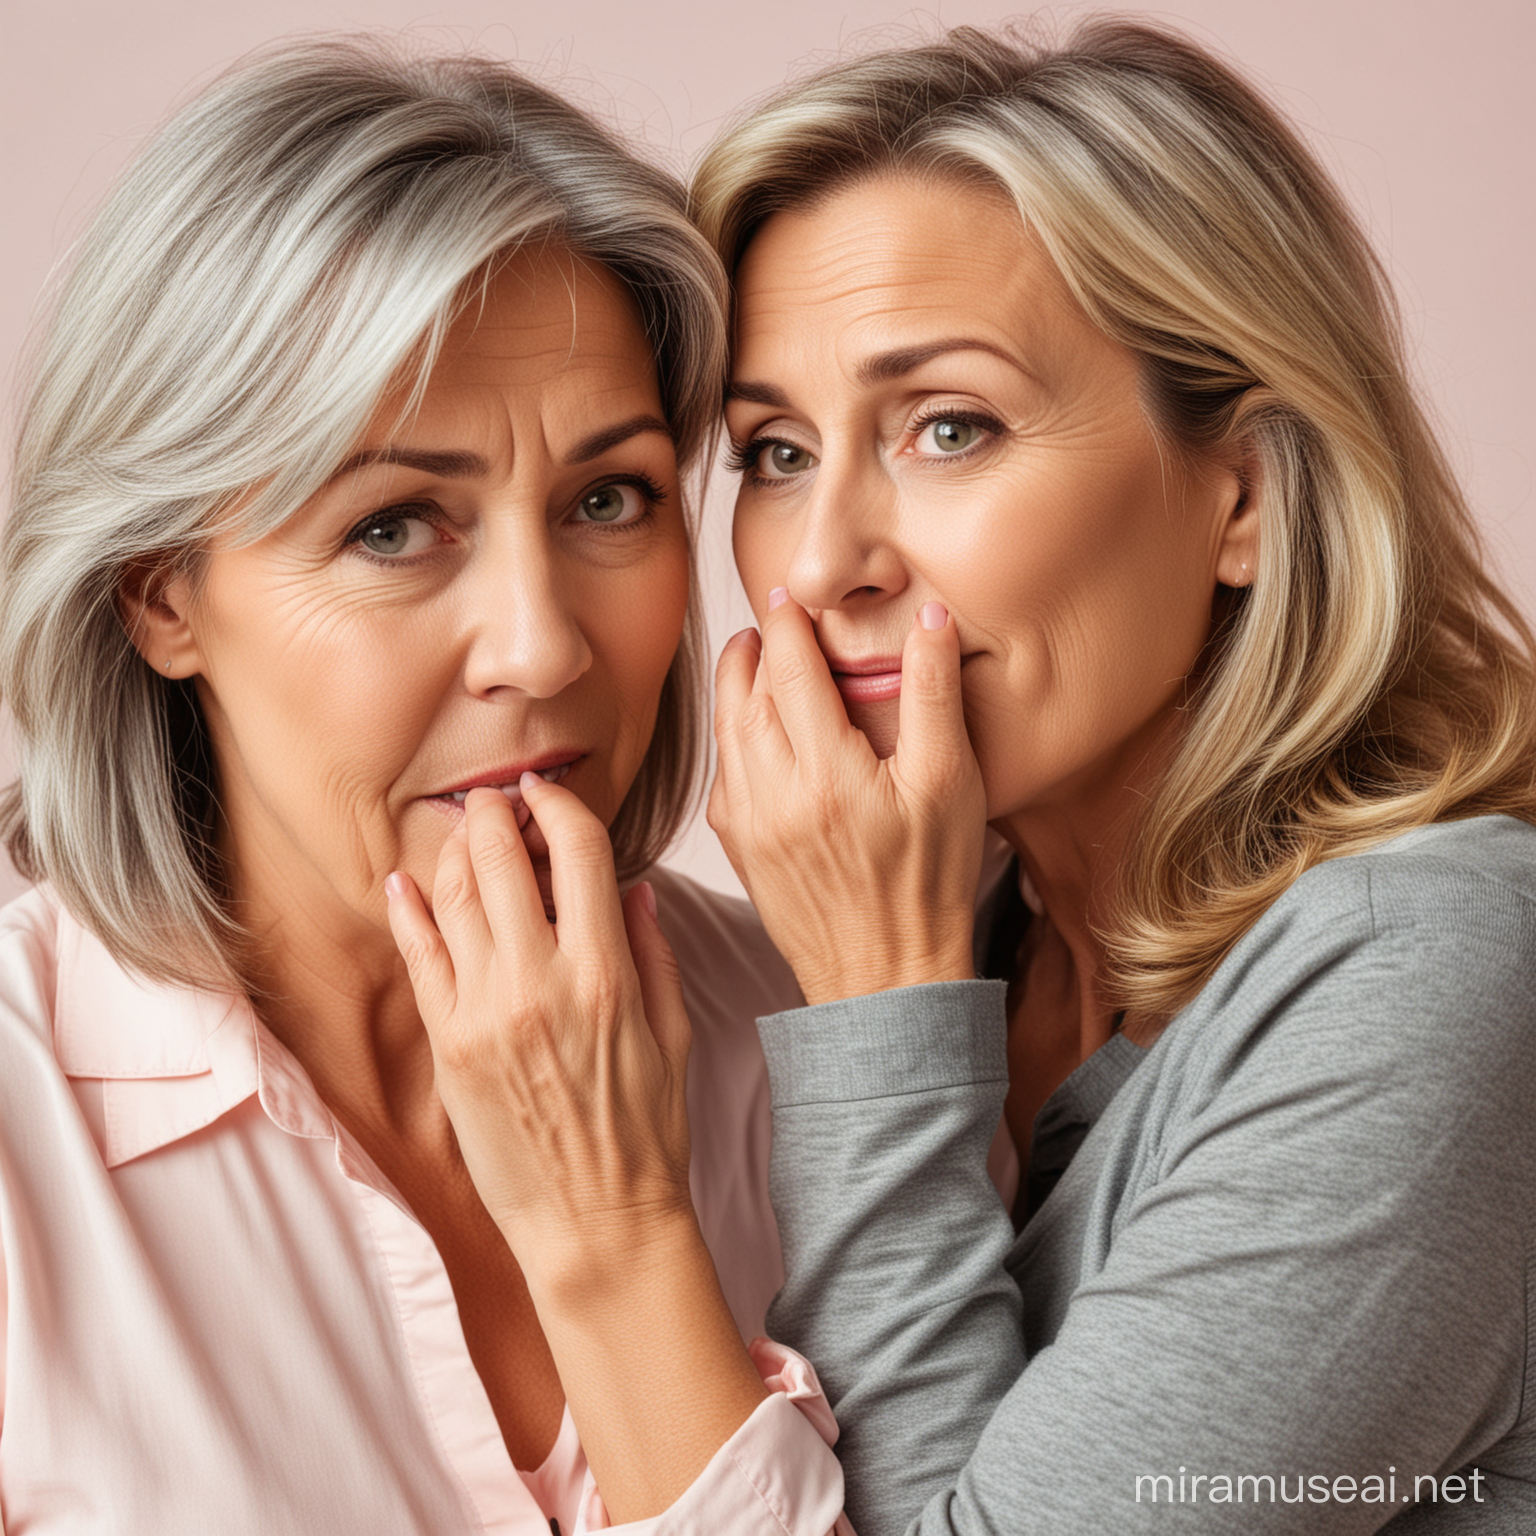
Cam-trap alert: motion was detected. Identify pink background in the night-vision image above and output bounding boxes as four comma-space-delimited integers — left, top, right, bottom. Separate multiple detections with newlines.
2, 1, 1531, 902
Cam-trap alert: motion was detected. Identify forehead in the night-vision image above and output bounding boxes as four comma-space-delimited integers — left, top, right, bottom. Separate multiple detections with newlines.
731, 174, 1100, 375
430, 245, 657, 394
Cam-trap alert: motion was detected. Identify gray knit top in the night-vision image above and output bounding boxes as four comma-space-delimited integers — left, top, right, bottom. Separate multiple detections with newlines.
757, 816, 1536, 1534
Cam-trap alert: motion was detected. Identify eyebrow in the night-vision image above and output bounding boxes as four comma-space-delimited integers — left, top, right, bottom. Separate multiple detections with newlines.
724, 380, 792, 408
855, 337, 1030, 386
726, 337, 1033, 410
326, 414, 673, 484
566, 413, 674, 463
327, 448, 489, 482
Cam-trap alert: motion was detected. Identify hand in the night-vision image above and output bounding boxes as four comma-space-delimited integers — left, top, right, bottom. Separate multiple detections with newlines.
384, 777, 694, 1298
709, 594, 988, 1006
385, 780, 770, 1519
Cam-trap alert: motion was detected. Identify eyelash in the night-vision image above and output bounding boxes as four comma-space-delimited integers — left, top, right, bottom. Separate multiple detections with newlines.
722, 438, 779, 479
342, 502, 444, 567
727, 408, 1007, 486
592, 474, 668, 526
341, 475, 669, 565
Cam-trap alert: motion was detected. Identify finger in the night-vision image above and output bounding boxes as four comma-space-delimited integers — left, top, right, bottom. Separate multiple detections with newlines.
517, 773, 630, 963
622, 881, 692, 1070
758, 590, 864, 772
460, 785, 553, 956
430, 813, 495, 976
891, 600, 976, 798
712, 627, 771, 830
384, 870, 459, 1026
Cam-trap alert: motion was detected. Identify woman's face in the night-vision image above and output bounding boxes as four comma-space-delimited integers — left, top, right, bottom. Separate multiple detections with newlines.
149, 249, 689, 929
727, 175, 1253, 826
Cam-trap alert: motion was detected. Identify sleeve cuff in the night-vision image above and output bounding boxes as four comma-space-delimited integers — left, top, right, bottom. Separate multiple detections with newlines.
757, 979, 1008, 1107
581, 1339, 848, 1535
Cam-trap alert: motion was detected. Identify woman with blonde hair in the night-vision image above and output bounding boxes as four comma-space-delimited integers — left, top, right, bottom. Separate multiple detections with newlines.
401, 16, 1536, 1533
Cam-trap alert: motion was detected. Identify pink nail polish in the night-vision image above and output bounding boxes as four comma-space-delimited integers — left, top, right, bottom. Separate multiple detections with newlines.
384, 872, 407, 900
725, 627, 760, 651
638, 879, 658, 920
768, 587, 789, 611
920, 601, 948, 631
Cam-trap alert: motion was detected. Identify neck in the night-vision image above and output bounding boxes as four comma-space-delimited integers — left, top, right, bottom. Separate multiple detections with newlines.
991, 706, 1180, 1044
226, 831, 439, 1145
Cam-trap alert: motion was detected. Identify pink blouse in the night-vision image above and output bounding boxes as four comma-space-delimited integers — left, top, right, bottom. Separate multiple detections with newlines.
0, 873, 850, 1535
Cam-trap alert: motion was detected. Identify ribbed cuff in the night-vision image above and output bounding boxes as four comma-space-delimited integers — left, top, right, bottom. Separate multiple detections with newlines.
756, 979, 1008, 1108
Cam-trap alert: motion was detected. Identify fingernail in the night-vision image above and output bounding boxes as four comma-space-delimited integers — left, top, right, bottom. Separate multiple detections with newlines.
920, 601, 948, 631
725, 627, 760, 651
384, 872, 407, 900
638, 879, 658, 920
768, 586, 789, 611
519, 770, 542, 794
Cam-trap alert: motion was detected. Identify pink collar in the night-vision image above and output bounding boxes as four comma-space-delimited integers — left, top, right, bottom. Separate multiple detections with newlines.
48, 892, 336, 1167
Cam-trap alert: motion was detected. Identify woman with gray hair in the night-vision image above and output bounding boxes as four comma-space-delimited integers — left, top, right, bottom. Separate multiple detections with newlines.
400, 16, 1536, 1534
0, 37, 815, 1535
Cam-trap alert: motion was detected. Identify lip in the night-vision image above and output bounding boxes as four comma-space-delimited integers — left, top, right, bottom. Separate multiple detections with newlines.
431, 750, 587, 798
824, 653, 905, 705
424, 751, 588, 825
823, 650, 978, 706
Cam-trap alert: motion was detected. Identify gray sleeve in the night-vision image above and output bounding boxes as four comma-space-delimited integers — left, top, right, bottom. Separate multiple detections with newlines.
757, 980, 1022, 1534
757, 858, 1536, 1536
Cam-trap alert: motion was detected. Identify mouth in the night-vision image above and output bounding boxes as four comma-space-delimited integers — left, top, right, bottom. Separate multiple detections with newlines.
823, 649, 978, 708
824, 654, 905, 706
426, 754, 584, 825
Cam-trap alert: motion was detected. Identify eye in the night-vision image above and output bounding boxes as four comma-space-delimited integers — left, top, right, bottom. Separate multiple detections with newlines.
915, 416, 985, 455
347, 508, 440, 559
761, 442, 815, 478
729, 438, 818, 482
573, 481, 650, 526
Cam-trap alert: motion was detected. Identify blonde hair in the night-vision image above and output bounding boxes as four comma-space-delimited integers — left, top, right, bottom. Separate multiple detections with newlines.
2, 37, 727, 989
693, 17, 1536, 1014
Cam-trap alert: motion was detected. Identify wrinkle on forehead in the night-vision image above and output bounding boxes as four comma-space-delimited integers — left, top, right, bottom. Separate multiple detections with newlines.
440, 245, 644, 379
732, 175, 1112, 389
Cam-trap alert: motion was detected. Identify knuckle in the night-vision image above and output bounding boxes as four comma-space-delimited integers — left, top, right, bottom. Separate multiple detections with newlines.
563, 819, 615, 872
907, 650, 952, 700
433, 871, 477, 914
705, 783, 727, 835
397, 931, 440, 978
432, 1021, 486, 1075
469, 824, 522, 876
769, 646, 818, 692
738, 694, 779, 747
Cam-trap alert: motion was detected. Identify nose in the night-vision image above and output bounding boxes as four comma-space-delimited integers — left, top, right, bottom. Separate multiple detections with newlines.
461, 532, 592, 700
781, 453, 908, 614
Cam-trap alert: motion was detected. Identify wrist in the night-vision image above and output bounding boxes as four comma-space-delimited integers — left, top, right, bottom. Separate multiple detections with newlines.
514, 1196, 702, 1316
799, 936, 977, 1007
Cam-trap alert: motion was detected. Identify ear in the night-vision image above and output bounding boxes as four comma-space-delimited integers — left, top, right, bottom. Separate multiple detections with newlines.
1211, 447, 1261, 590
118, 561, 204, 680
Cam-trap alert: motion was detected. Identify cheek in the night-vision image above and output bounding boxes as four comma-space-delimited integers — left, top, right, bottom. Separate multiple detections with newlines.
584, 547, 691, 783
924, 467, 1218, 808
732, 499, 792, 612
196, 572, 447, 801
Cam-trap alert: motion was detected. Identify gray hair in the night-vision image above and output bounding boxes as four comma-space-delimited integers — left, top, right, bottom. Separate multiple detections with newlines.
2, 37, 727, 987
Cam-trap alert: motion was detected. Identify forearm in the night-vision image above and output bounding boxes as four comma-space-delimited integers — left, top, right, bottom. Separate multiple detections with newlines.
525, 1208, 769, 1524
759, 980, 1023, 1536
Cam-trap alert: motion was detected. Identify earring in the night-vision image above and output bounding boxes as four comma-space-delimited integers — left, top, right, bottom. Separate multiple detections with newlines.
164, 659, 173, 672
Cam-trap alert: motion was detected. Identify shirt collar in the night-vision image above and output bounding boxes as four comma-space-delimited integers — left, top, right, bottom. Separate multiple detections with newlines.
50, 895, 335, 1167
